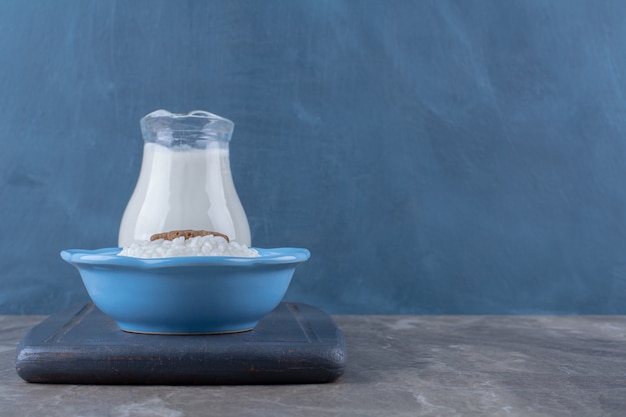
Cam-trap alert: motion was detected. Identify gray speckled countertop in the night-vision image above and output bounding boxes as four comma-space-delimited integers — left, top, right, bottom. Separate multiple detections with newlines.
2, 314, 626, 417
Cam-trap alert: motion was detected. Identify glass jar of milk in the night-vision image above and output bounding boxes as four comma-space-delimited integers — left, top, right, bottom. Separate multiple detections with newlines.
118, 110, 251, 247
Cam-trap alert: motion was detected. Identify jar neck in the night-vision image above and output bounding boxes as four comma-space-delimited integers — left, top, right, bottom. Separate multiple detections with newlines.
145, 137, 231, 151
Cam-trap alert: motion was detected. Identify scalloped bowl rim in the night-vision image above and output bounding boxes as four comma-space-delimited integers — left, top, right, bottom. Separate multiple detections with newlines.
61, 247, 311, 269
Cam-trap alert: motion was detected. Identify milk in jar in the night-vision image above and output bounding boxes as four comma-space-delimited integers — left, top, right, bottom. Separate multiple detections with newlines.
118, 110, 251, 247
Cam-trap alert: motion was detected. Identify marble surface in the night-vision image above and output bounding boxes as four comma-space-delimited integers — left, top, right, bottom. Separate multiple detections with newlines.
2, 314, 626, 417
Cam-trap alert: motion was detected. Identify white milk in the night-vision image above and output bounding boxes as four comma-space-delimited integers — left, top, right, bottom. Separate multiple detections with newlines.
118, 142, 251, 247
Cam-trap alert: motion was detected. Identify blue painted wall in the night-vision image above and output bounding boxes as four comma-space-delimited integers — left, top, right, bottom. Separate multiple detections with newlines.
2, 0, 626, 314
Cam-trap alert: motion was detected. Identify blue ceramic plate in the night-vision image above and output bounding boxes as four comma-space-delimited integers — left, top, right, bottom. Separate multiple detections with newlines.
61, 247, 310, 334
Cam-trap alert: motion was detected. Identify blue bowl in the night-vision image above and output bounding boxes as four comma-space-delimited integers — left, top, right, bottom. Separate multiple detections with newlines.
61, 247, 310, 334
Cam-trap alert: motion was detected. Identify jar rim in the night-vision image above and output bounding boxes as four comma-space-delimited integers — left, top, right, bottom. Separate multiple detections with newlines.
140, 109, 235, 145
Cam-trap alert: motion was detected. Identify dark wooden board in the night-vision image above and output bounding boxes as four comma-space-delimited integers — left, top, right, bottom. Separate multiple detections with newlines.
15, 302, 346, 385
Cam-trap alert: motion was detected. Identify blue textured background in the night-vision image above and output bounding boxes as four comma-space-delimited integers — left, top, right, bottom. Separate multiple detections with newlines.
2, 0, 626, 314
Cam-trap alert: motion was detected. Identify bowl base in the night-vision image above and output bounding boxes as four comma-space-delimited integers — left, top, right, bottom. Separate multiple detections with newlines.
115, 318, 260, 335
119, 326, 255, 336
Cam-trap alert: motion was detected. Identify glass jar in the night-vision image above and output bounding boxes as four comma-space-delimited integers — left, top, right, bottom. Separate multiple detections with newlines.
118, 110, 251, 247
